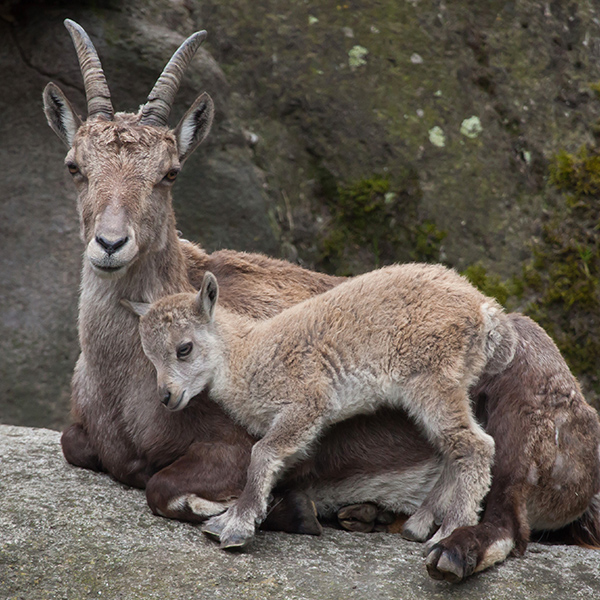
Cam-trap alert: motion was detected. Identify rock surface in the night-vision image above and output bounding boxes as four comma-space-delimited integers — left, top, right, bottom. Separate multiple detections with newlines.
1, 424, 599, 599
2, 1, 600, 426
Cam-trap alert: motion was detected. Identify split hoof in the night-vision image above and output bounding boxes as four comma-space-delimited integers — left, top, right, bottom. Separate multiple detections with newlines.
338, 503, 378, 533
339, 519, 375, 533
338, 502, 379, 523
220, 531, 252, 550
262, 490, 322, 535
202, 514, 227, 540
425, 543, 475, 583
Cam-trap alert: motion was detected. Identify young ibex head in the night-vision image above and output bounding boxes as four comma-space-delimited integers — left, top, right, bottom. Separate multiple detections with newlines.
43, 20, 214, 278
124, 272, 220, 410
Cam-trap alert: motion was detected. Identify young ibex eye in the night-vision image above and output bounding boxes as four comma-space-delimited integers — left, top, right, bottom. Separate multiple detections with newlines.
164, 168, 180, 182
176, 341, 193, 359
66, 162, 80, 175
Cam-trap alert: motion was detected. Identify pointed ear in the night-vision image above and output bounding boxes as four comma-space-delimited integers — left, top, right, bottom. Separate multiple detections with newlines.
174, 92, 214, 162
120, 299, 151, 318
195, 272, 219, 321
43, 82, 82, 147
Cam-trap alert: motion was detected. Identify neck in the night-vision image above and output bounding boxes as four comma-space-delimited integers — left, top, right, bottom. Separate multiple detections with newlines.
78, 214, 197, 362
81, 216, 194, 305
208, 308, 255, 400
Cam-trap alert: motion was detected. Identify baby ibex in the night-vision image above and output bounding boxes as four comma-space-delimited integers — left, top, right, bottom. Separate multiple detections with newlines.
127, 263, 517, 549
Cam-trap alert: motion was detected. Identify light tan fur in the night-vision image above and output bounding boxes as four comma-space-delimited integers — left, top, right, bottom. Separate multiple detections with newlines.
133, 264, 517, 549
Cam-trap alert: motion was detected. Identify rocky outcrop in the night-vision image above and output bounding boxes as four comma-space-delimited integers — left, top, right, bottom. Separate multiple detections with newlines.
1, 424, 599, 599
2, 0, 600, 424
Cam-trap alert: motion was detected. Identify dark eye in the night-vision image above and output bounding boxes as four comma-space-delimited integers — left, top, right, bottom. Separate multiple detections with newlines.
164, 168, 180, 182
176, 341, 193, 359
66, 162, 80, 175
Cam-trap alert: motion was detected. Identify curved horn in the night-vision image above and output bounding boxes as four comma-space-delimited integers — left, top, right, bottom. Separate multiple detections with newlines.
139, 31, 207, 128
64, 19, 114, 121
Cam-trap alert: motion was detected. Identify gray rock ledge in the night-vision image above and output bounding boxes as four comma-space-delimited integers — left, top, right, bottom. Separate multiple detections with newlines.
1, 424, 599, 599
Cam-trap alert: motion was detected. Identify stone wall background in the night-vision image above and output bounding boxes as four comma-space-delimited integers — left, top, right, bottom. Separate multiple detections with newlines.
2, 0, 600, 428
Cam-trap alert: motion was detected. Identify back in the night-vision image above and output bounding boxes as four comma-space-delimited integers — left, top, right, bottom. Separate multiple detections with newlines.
244, 263, 495, 383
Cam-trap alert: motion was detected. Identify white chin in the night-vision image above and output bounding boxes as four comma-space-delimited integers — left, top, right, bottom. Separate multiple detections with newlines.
89, 261, 129, 279
167, 391, 189, 411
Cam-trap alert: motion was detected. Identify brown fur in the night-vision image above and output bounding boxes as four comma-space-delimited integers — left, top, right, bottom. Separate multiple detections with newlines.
44, 21, 600, 581
425, 314, 600, 581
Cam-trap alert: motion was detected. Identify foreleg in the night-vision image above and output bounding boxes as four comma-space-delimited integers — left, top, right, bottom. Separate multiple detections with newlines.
61, 423, 104, 473
147, 441, 323, 535
203, 409, 324, 549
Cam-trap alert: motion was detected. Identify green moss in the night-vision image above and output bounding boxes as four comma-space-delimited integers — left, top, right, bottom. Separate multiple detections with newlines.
590, 82, 600, 100
462, 263, 520, 307
517, 143, 600, 396
316, 172, 446, 274
457, 140, 600, 403
548, 147, 600, 197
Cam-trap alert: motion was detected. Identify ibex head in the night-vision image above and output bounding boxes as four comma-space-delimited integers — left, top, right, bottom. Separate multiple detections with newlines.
43, 20, 214, 278
123, 272, 221, 411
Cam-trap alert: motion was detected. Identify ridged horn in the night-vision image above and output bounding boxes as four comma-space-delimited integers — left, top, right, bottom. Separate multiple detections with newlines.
64, 19, 114, 121
139, 31, 207, 128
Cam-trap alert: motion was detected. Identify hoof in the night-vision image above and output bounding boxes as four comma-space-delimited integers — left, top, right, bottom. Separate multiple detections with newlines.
202, 515, 227, 540
338, 503, 379, 523
220, 532, 252, 550
402, 510, 437, 542
339, 519, 375, 533
402, 525, 425, 542
338, 503, 379, 533
262, 491, 323, 535
425, 544, 468, 583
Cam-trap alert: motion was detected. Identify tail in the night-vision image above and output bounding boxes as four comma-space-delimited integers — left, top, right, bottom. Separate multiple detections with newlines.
539, 493, 600, 548
559, 493, 600, 548
480, 303, 518, 375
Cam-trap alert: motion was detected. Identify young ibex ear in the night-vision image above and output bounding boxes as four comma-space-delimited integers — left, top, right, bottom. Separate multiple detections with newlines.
174, 92, 214, 162
196, 271, 219, 321
43, 82, 82, 147
120, 299, 151, 318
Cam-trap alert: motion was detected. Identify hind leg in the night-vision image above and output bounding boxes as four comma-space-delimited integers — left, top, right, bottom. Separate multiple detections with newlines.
425, 471, 528, 582
402, 386, 495, 545
425, 379, 600, 581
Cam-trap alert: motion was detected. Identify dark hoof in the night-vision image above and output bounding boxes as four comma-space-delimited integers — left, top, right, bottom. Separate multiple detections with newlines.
262, 491, 322, 535
376, 510, 396, 525
425, 544, 467, 583
338, 502, 380, 533
338, 503, 379, 523
339, 519, 375, 533
202, 518, 226, 540
220, 533, 251, 550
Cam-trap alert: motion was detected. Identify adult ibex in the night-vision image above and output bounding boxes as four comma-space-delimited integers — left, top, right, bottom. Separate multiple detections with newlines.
43, 19, 600, 582
128, 265, 517, 550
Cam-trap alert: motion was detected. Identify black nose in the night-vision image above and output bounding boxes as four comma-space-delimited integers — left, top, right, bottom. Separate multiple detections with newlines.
96, 235, 128, 256
160, 390, 171, 406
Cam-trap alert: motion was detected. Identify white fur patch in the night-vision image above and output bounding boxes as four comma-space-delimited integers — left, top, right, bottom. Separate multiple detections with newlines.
475, 537, 515, 572
177, 117, 197, 157
308, 460, 442, 518
61, 106, 79, 146
186, 495, 230, 518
